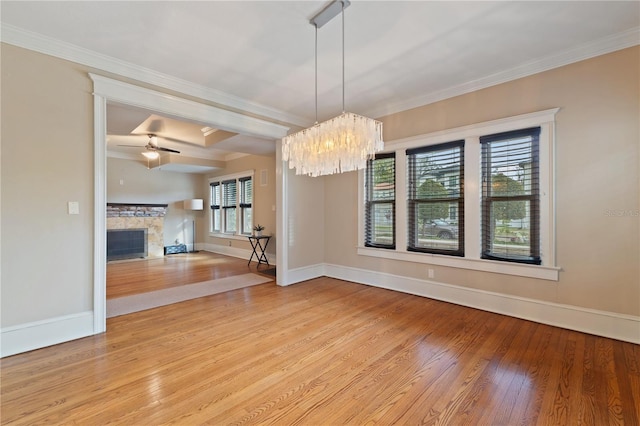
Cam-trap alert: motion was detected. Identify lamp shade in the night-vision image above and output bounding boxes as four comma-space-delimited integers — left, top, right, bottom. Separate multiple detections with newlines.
183, 199, 204, 211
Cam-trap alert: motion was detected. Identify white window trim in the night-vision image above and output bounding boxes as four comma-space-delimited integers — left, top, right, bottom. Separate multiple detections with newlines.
209, 170, 254, 238
358, 108, 560, 281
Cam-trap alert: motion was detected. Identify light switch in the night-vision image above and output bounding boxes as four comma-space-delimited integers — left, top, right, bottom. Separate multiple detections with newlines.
68, 201, 80, 215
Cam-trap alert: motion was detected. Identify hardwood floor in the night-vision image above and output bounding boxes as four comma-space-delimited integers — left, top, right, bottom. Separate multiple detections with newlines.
2, 276, 638, 425
107, 251, 274, 298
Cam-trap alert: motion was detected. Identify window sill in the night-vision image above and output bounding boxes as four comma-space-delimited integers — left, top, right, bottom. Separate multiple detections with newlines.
357, 246, 560, 281
209, 233, 252, 241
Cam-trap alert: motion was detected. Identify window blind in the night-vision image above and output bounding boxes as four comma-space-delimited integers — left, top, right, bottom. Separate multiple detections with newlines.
239, 177, 252, 208
222, 180, 237, 208
210, 182, 221, 208
365, 153, 395, 249
407, 141, 464, 256
480, 127, 540, 264
239, 176, 253, 234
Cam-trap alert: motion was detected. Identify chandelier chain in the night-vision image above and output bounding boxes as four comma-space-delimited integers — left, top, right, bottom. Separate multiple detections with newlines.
315, 24, 318, 124
281, 0, 384, 177
341, 1, 345, 113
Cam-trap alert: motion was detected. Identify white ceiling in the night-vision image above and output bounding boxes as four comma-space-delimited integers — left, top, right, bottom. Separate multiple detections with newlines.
2, 1, 639, 172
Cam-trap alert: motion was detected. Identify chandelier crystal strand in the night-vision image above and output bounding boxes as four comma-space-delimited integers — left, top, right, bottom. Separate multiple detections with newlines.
282, 0, 384, 177
282, 112, 383, 177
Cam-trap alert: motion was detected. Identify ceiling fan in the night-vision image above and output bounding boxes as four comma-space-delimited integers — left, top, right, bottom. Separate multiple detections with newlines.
120, 134, 180, 159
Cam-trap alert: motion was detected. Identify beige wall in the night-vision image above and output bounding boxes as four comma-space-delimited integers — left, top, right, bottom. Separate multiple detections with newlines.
107, 157, 205, 248
1, 44, 94, 326
286, 168, 326, 270
1, 39, 637, 347
324, 46, 640, 317
205, 154, 277, 256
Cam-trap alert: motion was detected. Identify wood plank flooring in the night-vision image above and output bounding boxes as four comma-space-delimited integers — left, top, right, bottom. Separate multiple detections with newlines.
2, 275, 638, 425
107, 251, 274, 298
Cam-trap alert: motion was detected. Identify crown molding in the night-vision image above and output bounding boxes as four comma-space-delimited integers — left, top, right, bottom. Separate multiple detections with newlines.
2, 23, 637, 127
0, 23, 309, 128
365, 27, 640, 119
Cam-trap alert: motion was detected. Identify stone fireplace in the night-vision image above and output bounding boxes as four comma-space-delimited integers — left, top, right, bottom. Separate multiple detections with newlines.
106, 203, 168, 259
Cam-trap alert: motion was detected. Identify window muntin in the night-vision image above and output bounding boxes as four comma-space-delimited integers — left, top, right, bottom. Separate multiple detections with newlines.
407, 141, 464, 256
481, 127, 540, 264
365, 154, 395, 249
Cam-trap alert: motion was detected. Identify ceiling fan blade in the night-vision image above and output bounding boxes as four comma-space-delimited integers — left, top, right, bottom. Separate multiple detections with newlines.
161, 135, 196, 145
156, 146, 180, 153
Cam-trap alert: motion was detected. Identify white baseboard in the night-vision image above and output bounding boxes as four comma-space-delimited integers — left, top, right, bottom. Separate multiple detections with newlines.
4, 263, 635, 358
280, 263, 639, 344
278, 263, 325, 286
1, 311, 95, 358
202, 243, 276, 265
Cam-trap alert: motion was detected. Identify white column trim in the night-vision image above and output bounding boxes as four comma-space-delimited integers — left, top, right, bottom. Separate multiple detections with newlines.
276, 139, 290, 286
93, 94, 107, 334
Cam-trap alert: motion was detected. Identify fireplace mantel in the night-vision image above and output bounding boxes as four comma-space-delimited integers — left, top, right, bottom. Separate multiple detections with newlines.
107, 203, 168, 218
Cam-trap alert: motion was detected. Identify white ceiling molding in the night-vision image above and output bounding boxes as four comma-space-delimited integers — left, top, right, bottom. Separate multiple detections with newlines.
91, 74, 289, 140
2, 20, 638, 124
0, 23, 308, 128
366, 27, 640, 119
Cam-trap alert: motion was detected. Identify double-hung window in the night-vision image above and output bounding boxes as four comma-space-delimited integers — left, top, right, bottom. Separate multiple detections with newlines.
210, 171, 254, 236
239, 177, 253, 234
481, 127, 540, 264
358, 108, 558, 280
365, 153, 395, 249
221, 180, 237, 233
407, 141, 464, 256
211, 182, 221, 232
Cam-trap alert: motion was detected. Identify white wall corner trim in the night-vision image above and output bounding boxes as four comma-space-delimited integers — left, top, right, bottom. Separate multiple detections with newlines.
279, 264, 326, 287
1, 311, 95, 358
323, 263, 640, 345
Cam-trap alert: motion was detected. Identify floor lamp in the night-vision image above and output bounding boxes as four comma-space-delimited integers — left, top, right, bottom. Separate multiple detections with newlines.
183, 199, 204, 253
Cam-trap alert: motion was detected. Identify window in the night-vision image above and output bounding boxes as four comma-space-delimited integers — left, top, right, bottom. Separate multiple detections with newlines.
481, 128, 540, 264
221, 180, 237, 233
211, 182, 221, 232
210, 171, 254, 236
365, 153, 395, 249
239, 176, 253, 234
357, 108, 559, 280
407, 141, 464, 256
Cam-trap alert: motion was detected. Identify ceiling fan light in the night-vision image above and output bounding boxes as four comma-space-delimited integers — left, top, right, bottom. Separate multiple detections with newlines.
142, 150, 159, 160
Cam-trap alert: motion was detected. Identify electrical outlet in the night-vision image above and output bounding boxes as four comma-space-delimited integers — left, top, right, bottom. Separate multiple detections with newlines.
428, 269, 435, 279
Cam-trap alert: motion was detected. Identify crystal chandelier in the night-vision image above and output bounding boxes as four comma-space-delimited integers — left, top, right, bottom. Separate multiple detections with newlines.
282, 0, 383, 177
